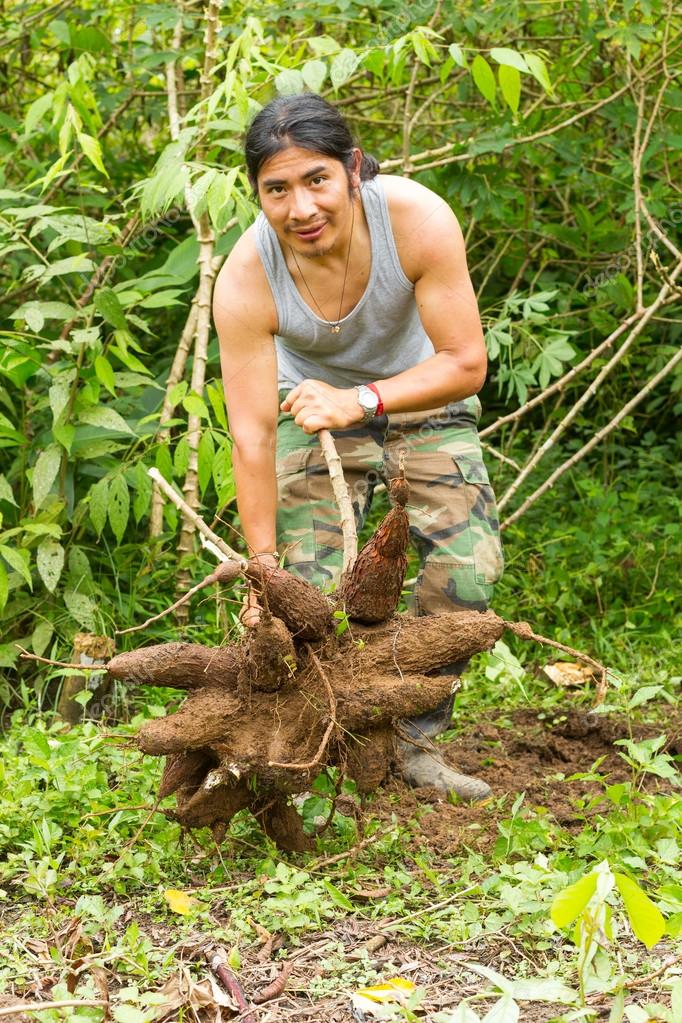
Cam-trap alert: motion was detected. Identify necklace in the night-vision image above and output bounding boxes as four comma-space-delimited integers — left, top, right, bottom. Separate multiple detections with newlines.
289, 201, 355, 334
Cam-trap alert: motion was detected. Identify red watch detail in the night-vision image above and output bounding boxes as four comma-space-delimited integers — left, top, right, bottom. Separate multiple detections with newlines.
367, 383, 384, 416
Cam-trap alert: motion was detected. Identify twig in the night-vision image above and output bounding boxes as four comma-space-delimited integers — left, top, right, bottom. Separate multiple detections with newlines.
632, 84, 646, 311
113, 795, 163, 863
506, 621, 610, 704
149, 299, 199, 537
497, 257, 682, 512
148, 468, 244, 562
268, 647, 337, 770
16, 646, 107, 671
480, 290, 678, 439
0, 1000, 108, 1016
481, 442, 521, 471
502, 342, 682, 535
306, 832, 381, 871
207, 952, 255, 1022
379, 885, 480, 931
318, 429, 358, 573
381, 81, 633, 173
116, 560, 242, 635
252, 961, 293, 1004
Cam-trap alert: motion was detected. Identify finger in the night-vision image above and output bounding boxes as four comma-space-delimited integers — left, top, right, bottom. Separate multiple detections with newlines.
282, 385, 301, 411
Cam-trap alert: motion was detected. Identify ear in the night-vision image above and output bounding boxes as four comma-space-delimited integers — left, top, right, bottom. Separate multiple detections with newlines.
349, 147, 362, 190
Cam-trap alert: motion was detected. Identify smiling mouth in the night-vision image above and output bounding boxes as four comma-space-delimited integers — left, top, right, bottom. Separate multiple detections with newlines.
292, 223, 326, 241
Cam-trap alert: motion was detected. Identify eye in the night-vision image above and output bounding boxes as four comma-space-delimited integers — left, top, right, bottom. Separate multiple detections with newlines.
311, 175, 326, 185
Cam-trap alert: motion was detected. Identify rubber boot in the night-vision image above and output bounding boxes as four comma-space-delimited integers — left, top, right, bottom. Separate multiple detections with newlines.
398, 660, 492, 801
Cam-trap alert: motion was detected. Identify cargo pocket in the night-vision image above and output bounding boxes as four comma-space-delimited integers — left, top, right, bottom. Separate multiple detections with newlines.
453, 453, 504, 587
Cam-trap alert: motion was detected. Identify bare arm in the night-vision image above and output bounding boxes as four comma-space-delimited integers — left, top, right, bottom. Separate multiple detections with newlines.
213, 231, 279, 558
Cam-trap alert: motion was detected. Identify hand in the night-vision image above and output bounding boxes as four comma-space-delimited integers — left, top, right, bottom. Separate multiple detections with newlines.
239, 553, 279, 629
281, 379, 363, 434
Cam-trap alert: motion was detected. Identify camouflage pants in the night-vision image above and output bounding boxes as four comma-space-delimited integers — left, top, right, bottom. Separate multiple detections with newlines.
276, 398, 503, 615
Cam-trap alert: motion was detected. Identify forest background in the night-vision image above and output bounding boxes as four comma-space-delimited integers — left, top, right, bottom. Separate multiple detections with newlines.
0, 0, 680, 1021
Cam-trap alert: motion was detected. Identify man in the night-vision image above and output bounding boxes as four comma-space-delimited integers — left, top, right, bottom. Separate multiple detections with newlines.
213, 94, 503, 800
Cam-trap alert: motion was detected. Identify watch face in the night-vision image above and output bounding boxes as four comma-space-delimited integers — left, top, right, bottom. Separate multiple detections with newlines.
358, 386, 378, 414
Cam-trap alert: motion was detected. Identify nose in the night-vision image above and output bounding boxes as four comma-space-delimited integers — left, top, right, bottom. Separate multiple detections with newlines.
289, 187, 317, 223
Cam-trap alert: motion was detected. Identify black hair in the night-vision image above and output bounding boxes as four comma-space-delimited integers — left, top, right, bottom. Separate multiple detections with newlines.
244, 93, 380, 191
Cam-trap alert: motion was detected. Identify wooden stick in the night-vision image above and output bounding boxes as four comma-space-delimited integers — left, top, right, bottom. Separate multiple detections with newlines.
501, 342, 682, 532
148, 468, 244, 563
0, 1000, 108, 1017
318, 429, 358, 573
16, 646, 107, 672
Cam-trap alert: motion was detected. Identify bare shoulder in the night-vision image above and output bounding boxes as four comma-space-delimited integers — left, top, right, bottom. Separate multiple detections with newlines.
378, 174, 465, 279
213, 225, 278, 337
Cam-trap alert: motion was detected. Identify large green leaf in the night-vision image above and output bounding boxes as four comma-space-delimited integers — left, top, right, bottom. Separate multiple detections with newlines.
108, 475, 130, 543
471, 55, 496, 107
36, 539, 65, 593
32, 446, 62, 510
551, 871, 598, 928
614, 873, 666, 949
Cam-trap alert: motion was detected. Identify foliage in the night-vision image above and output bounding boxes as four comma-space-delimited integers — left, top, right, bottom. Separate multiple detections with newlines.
0, 0, 679, 685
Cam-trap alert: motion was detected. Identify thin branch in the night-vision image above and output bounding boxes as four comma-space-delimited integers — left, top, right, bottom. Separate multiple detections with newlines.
380, 81, 632, 173
496, 258, 682, 511
16, 647, 107, 671
506, 620, 610, 704
317, 429, 358, 573
116, 560, 242, 635
632, 85, 645, 311
149, 298, 199, 537
502, 343, 682, 533
0, 1001, 108, 1017
148, 468, 244, 562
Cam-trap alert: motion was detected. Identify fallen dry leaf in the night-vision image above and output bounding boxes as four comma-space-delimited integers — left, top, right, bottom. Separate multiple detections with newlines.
543, 661, 596, 688
163, 889, 199, 916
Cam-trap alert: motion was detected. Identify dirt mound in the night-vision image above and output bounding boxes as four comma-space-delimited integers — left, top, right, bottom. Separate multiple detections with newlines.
367, 709, 681, 857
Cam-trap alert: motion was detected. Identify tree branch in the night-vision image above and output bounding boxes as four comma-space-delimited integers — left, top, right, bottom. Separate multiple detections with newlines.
317, 429, 358, 573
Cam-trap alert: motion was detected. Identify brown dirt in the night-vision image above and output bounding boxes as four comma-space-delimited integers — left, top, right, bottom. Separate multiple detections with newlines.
367, 708, 682, 858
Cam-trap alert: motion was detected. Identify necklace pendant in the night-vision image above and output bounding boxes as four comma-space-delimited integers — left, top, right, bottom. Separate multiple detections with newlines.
331, 324, 341, 334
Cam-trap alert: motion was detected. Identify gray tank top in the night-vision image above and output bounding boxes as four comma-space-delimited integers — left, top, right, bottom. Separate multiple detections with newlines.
254, 176, 480, 420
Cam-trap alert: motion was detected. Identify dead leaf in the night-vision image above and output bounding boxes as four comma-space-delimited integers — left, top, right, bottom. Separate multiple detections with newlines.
352, 977, 417, 1014
353, 887, 392, 900
543, 661, 596, 688
148, 967, 238, 1019
163, 889, 199, 916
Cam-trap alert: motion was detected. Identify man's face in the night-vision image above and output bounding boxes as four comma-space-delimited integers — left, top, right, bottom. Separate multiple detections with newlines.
256, 145, 360, 259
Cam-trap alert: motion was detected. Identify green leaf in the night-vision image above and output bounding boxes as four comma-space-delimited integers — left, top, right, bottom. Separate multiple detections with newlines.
24, 92, 54, 135
308, 35, 340, 56
614, 873, 666, 949
0, 474, 18, 506
49, 371, 75, 424
31, 619, 54, 657
108, 475, 130, 543
471, 55, 496, 107
275, 69, 305, 96
627, 685, 664, 709
0, 562, 7, 614
77, 131, 109, 176
113, 1005, 150, 1023
198, 430, 215, 495
499, 65, 521, 115
525, 53, 553, 94
323, 879, 354, 911
95, 288, 127, 330
330, 49, 360, 89
89, 477, 109, 536
206, 381, 228, 430
0, 545, 32, 588
36, 539, 65, 593
183, 394, 210, 419
133, 461, 152, 523
301, 59, 327, 92
94, 355, 117, 396
482, 995, 519, 1023
448, 43, 468, 68
489, 48, 529, 73
32, 445, 62, 509
551, 870, 598, 928
79, 406, 134, 435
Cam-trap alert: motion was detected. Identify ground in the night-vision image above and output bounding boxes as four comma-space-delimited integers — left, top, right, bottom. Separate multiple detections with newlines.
0, 676, 680, 1023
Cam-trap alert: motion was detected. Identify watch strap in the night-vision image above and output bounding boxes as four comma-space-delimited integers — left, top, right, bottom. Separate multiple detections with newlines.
367, 383, 384, 416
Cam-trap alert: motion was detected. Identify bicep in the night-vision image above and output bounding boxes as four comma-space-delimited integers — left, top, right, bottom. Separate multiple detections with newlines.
413, 207, 485, 364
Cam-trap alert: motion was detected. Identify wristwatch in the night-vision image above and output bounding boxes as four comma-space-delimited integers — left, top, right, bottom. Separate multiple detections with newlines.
356, 384, 380, 423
